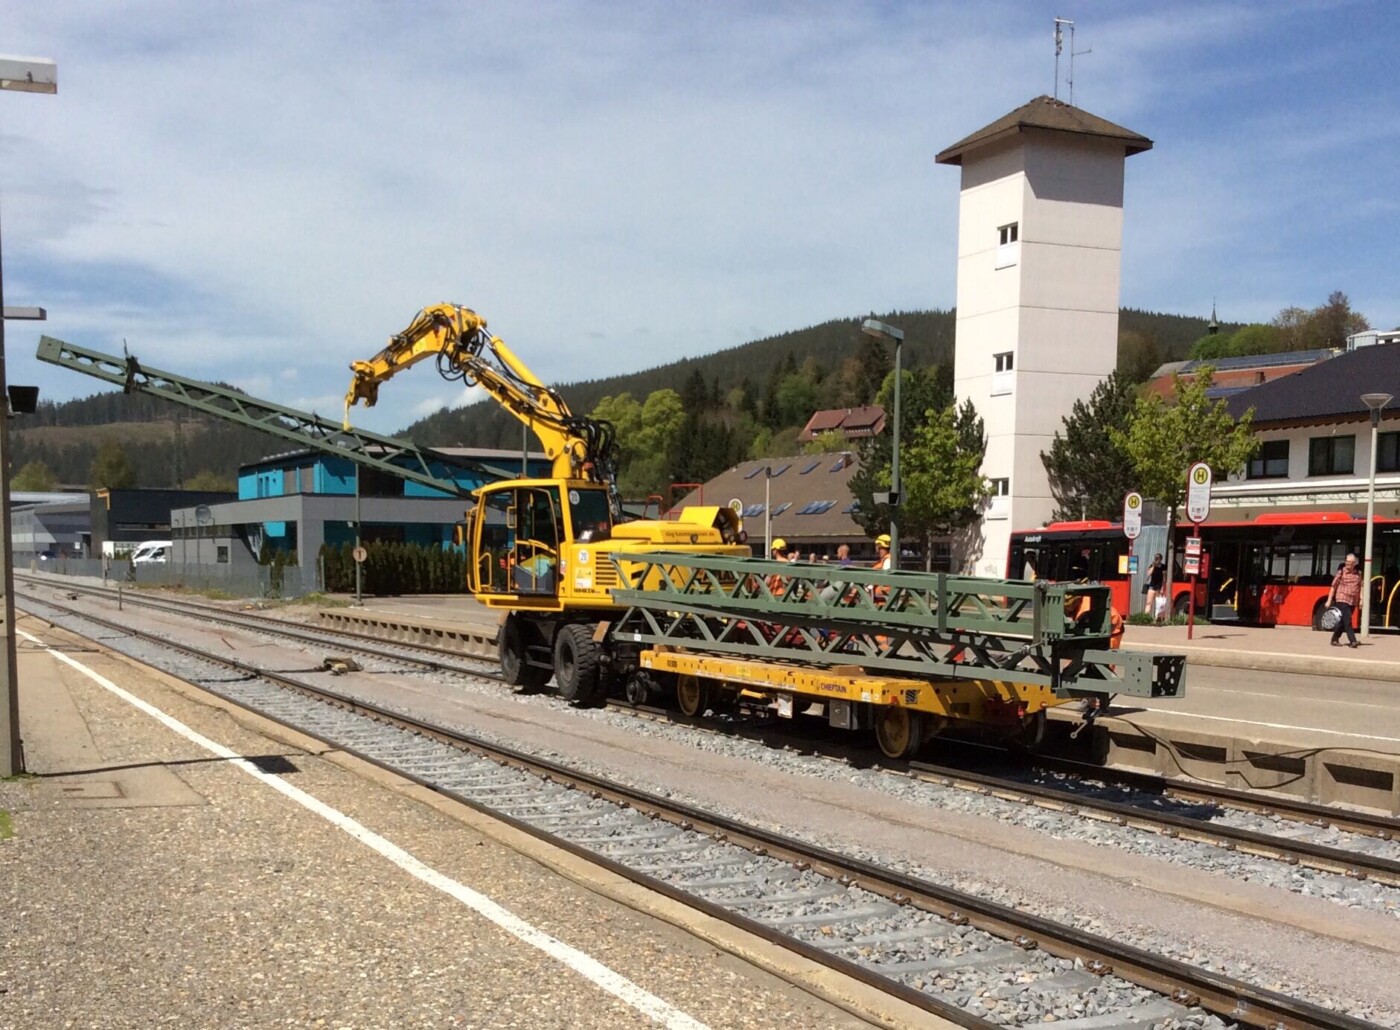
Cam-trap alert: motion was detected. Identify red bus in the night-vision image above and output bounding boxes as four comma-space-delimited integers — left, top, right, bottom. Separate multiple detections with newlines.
1010, 513, 1400, 631
1008, 521, 1136, 616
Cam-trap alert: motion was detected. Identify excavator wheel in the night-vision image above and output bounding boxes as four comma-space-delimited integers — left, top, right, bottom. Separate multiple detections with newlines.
499, 615, 551, 692
553, 623, 601, 704
874, 707, 925, 760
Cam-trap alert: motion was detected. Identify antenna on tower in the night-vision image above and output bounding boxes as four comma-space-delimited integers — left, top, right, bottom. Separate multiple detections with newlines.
1053, 17, 1092, 105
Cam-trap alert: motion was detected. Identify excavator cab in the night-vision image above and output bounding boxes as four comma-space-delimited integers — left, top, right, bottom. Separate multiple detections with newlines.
468, 479, 620, 609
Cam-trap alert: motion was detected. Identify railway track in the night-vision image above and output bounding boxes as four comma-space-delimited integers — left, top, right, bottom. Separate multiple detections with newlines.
18, 577, 1400, 898
15, 588, 1381, 1030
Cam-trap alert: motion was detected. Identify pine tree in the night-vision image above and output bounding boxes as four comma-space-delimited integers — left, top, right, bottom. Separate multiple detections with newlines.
1041, 371, 1139, 521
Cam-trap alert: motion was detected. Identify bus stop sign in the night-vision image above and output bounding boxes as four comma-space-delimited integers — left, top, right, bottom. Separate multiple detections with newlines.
1186, 462, 1213, 524
1122, 491, 1143, 539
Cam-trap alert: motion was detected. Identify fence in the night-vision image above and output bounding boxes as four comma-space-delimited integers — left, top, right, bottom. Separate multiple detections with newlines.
28, 557, 320, 600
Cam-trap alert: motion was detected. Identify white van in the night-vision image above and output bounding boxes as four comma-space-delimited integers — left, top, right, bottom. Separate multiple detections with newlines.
130, 540, 172, 564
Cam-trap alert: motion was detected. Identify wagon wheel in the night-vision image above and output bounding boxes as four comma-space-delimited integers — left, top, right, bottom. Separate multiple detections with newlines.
675, 674, 710, 718
874, 707, 925, 759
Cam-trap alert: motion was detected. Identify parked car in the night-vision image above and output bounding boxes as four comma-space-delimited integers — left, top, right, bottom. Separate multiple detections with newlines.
131, 540, 172, 564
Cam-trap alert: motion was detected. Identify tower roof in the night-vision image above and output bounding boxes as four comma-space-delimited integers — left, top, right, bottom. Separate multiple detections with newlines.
935, 95, 1152, 165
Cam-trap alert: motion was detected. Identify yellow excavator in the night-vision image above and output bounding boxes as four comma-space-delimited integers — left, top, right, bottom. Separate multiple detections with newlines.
345, 303, 750, 700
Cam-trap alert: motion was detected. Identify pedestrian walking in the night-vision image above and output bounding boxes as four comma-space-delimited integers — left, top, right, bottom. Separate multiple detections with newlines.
1327, 553, 1363, 648
1145, 553, 1166, 623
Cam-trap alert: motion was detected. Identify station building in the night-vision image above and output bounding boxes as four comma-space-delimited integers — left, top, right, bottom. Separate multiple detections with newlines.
170, 446, 551, 572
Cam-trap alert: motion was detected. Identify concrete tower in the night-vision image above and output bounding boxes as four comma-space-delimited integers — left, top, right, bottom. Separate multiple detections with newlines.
936, 96, 1151, 577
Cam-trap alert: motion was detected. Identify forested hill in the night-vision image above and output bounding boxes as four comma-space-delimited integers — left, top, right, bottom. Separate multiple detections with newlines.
11, 306, 1223, 490
402, 307, 1227, 451
11, 388, 287, 491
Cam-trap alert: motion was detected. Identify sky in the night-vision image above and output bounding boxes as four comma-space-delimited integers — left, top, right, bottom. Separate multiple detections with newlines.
0, 1, 1396, 436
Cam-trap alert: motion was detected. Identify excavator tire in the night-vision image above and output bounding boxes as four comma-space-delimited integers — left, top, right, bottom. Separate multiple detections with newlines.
553, 623, 601, 704
500, 614, 550, 692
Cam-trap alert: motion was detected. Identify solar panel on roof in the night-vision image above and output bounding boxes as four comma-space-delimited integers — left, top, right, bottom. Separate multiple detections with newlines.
743, 466, 764, 480
801, 460, 821, 474
1182, 349, 1334, 373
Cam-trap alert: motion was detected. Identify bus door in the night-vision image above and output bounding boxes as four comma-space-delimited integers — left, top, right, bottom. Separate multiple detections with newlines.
1207, 539, 1243, 621
1240, 542, 1271, 623
1374, 527, 1400, 630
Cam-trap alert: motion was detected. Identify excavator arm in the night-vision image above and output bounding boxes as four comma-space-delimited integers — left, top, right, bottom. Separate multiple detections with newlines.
346, 304, 620, 513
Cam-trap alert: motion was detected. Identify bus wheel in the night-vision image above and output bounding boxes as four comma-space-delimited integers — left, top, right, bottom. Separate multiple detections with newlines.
675, 675, 710, 717
875, 707, 924, 760
1173, 594, 1191, 617
500, 615, 550, 692
553, 623, 600, 704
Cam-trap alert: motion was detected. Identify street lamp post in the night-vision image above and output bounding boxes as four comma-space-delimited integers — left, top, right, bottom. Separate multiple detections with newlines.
861, 319, 904, 570
1360, 391, 1392, 640
0, 55, 57, 778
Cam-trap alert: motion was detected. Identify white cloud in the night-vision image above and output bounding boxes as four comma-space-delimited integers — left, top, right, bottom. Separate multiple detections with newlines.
4, 0, 1398, 431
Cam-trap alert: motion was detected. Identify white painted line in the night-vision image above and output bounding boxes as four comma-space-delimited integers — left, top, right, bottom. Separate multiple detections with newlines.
1132, 703, 1400, 746
21, 630, 709, 1030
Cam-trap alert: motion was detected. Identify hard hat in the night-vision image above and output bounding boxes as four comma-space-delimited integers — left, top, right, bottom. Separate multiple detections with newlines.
875, 534, 891, 548
771, 538, 787, 552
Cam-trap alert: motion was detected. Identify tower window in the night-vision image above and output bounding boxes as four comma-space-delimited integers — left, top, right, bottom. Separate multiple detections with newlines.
992, 352, 1014, 395
996, 222, 1020, 269
986, 477, 1010, 520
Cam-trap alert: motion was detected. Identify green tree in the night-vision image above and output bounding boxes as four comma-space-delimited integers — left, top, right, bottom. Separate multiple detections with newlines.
182, 469, 235, 491
12, 460, 57, 491
1188, 333, 1230, 360
1041, 371, 1139, 521
775, 372, 820, 427
852, 331, 892, 404
89, 441, 136, 489
1228, 323, 1280, 356
1116, 329, 1160, 383
1110, 368, 1258, 597
847, 365, 967, 556
802, 429, 849, 455
898, 401, 991, 567
617, 389, 686, 497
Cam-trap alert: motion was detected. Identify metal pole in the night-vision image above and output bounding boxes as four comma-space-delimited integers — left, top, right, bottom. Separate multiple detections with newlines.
0, 198, 20, 775
0, 59, 56, 775
764, 468, 771, 557
1362, 409, 1381, 639
354, 465, 363, 606
1360, 394, 1391, 640
889, 336, 902, 571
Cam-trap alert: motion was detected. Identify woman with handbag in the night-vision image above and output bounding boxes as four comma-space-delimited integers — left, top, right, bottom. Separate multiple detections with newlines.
1326, 553, 1363, 648
1145, 554, 1166, 623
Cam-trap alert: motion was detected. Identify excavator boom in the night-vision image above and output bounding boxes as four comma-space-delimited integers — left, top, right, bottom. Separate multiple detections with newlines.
345, 304, 620, 514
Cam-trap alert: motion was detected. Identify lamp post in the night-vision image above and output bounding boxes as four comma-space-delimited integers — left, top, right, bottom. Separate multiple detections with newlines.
1360, 391, 1392, 639
0, 55, 57, 778
861, 319, 903, 570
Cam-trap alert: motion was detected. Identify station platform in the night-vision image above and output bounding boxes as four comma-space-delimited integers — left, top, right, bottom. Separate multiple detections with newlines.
1085, 621, 1400, 814
0, 612, 919, 1029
